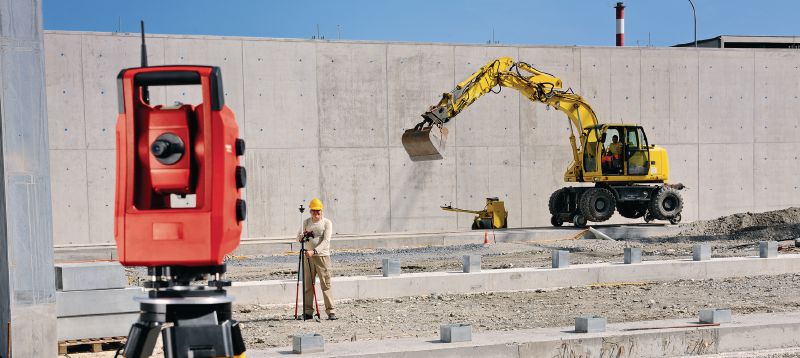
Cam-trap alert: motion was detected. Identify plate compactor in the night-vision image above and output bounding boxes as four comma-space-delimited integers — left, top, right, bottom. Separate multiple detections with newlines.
441, 197, 508, 230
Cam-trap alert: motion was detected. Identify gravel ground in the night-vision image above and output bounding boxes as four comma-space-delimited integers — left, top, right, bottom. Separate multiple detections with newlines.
72, 208, 800, 357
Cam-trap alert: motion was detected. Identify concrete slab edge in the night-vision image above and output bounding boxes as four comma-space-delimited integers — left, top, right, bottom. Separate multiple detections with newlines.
229, 254, 800, 305
248, 312, 800, 357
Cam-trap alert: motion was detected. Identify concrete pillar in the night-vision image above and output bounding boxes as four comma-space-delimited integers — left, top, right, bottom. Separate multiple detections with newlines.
0, 0, 56, 357
292, 333, 324, 354
699, 309, 731, 324
462, 255, 481, 273
624, 247, 641, 264
693, 244, 711, 261
759, 241, 778, 258
552, 250, 569, 268
382, 259, 400, 277
575, 315, 606, 333
440, 324, 472, 343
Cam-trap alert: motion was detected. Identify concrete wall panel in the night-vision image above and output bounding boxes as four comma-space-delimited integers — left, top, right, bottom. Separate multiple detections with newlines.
387, 44, 454, 148
753, 50, 800, 143
518, 47, 580, 146
753, 142, 800, 211
86, 149, 115, 244
162, 38, 245, 127
452, 46, 519, 147
44, 33, 86, 150
455, 146, 521, 229
245, 148, 320, 237
317, 42, 387, 148
662, 144, 699, 222
81, 34, 165, 150
519, 144, 575, 227
609, 48, 641, 124
579, 48, 612, 123
389, 147, 457, 232
320, 147, 390, 234
698, 143, 754, 220
242, 40, 318, 149
699, 50, 755, 144
49, 150, 89, 245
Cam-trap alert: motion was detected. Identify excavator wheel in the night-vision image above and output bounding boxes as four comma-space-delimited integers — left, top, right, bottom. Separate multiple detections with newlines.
617, 202, 648, 219
648, 187, 683, 220
471, 221, 480, 230
548, 188, 569, 216
573, 213, 587, 228
669, 213, 682, 225
550, 215, 564, 227
579, 188, 616, 222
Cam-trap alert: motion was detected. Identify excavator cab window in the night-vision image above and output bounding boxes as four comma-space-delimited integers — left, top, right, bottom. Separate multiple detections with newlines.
601, 127, 624, 175
582, 127, 601, 174
625, 127, 650, 176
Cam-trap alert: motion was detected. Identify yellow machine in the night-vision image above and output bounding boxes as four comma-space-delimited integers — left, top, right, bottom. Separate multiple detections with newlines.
441, 197, 508, 230
402, 57, 684, 228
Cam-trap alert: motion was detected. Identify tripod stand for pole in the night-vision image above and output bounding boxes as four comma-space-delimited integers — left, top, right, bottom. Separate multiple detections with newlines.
120, 265, 246, 358
294, 239, 321, 321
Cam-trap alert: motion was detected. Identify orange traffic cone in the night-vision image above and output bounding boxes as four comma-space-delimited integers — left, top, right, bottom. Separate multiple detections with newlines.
483, 232, 490, 247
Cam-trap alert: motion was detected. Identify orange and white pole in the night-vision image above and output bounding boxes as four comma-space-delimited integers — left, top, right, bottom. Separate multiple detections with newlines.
615, 2, 625, 46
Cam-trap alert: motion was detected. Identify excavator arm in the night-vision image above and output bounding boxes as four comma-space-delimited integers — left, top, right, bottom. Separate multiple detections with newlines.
402, 57, 600, 179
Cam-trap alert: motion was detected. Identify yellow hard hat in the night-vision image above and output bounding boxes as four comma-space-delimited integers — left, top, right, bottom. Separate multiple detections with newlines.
309, 198, 323, 210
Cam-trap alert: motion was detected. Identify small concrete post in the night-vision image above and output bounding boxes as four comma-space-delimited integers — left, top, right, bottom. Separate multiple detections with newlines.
795, 238, 800, 248
759, 241, 778, 258
552, 250, 569, 268
292, 333, 324, 354
624, 247, 641, 264
699, 309, 731, 324
462, 255, 481, 273
382, 258, 401, 277
440, 324, 472, 343
575, 315, 606, 333
693, 244, 711, 261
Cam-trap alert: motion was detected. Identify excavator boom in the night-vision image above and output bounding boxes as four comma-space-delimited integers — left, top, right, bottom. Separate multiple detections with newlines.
402, 56, 598, 179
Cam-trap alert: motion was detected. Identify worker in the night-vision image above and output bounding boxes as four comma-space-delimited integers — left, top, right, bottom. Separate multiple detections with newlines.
608, 135, 623, 156
297, 198, 337, 320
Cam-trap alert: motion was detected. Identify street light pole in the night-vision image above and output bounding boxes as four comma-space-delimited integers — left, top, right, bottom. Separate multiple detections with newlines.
688, 0, 697, 47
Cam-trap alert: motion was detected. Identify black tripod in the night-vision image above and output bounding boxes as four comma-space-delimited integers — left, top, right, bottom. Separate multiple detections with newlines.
119, 265, 246, 358
294, 237, 322, 321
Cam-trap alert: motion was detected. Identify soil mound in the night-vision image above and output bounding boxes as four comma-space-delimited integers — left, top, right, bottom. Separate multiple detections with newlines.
677, 207, 800, 241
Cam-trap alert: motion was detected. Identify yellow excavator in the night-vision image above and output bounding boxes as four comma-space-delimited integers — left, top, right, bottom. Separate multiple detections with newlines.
402, 57, 684, 228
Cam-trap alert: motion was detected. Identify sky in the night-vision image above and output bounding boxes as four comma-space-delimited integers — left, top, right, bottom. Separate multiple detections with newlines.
44, 0, 800, 47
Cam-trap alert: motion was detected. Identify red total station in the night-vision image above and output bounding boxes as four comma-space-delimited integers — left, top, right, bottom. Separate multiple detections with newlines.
114, 66, 246, 267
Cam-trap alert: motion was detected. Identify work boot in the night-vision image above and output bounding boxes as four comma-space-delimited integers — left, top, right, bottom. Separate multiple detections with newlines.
327, 313, 338, 320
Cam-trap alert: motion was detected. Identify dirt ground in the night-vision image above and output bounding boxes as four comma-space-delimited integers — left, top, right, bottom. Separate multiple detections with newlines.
72, 208, 800, 357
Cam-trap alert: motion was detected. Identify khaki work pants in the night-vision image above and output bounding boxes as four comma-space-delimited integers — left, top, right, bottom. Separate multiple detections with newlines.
303, 255, 335, 315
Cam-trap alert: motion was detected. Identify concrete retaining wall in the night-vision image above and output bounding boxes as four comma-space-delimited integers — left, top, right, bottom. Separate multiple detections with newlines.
43, 30, 800, 245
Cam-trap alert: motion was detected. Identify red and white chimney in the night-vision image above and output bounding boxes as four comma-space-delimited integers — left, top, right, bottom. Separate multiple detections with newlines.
615, 2, 625, 46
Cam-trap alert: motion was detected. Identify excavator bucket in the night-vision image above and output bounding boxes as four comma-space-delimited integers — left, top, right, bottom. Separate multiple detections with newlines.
402, 125, 449, 161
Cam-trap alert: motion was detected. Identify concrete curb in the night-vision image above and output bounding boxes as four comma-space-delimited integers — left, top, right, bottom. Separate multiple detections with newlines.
53, 225, 680, 261
229, 254, 800, 305
247, 312, 800, 357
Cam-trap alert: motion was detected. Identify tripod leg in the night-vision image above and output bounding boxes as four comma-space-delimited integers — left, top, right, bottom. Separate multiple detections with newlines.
122, 321, 161, 358
312, 280, 321, 321
294, 250, 302, 320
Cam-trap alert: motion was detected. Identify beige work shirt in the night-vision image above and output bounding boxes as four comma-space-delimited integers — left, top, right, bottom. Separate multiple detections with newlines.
296, 217, 333, 256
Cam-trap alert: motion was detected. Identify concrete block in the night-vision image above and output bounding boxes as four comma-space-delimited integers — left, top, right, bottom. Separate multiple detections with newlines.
624, 248, 642, 264
552, 250, 569, 268
699, 308, 732, 324
693, 244, 711, 261
575, 315, 606, 333
796, 238, 800, 248
292, 333, 324, 354
440, 324, 472, 343
759, 241, 778, 258
462, 255, 481, 273
56, 287, 142, 317
55, 262, 126, 291
57, 313, 139, 341
382, 259, 400, 277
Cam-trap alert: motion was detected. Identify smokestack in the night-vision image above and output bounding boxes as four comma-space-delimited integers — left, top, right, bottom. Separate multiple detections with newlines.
615, 2, 625, 46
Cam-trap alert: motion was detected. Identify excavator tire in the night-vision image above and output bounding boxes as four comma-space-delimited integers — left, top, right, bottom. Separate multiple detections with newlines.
579, 188, 616, 222
617, 202, 648, 219
548, 188, 569, 216
550, 215, 564, 227
648, 186, 683, 220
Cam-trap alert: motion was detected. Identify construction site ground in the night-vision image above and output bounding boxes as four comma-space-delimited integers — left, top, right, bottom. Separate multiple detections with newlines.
69, 208, 800, 357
